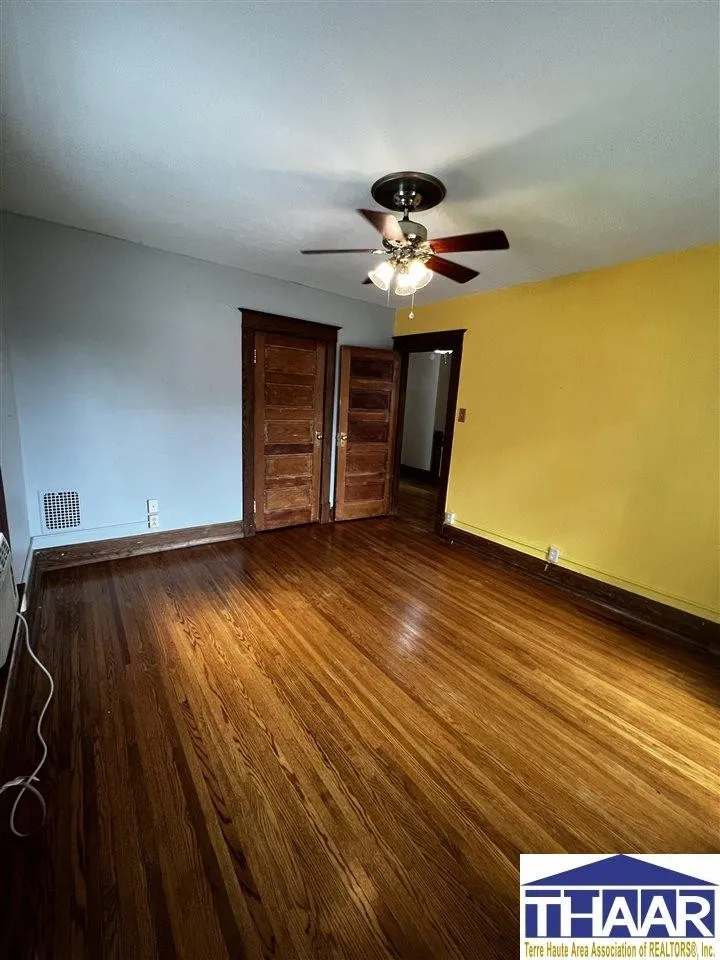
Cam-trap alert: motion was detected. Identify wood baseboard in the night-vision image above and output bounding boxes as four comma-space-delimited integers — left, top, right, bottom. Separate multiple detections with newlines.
440, 524, 719, 649
32, 520, 245, 575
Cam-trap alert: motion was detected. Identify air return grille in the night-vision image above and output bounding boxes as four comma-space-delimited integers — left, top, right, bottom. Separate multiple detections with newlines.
41, 490, 81, 531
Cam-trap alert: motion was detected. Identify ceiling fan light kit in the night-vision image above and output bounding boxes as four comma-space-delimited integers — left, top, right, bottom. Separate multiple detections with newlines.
367, 259, 395, 291
301, 171, 510, 299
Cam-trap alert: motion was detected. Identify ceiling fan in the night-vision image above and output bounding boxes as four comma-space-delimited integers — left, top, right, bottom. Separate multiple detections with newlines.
301, 171, 509, 296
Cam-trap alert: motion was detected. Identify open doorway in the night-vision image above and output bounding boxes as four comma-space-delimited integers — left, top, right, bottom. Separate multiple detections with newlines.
396, 351, 452, 530
392, 329, 465, 535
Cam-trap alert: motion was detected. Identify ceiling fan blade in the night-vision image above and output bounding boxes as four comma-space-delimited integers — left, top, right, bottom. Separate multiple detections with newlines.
426, 255, 479, 284
431, 229, 509, 254
358, 209, 405, 243
301, 248, 378, 255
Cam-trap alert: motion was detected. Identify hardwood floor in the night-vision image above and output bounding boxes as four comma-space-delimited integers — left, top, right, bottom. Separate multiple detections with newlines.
396, 478, 438, 531
1, 517, 718, 959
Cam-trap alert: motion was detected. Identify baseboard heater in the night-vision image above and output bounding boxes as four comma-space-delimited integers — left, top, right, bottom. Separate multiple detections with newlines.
0, 534, 18, 668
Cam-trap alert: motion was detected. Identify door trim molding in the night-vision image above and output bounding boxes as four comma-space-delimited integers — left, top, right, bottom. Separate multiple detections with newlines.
239, 309, 340, 342
240, 309, 339, 536
392, 329, 466, 537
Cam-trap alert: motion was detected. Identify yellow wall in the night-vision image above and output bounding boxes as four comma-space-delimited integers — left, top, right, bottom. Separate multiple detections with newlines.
395, 244, 720, 621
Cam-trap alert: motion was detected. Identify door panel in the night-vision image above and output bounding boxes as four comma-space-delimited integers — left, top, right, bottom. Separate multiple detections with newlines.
265, 420, 314, 443
265, 454, 313, 479
253, 332, 325, 531
265, 344, 317, 375
349, 421, 389, 443
349, 389, 391, 411
335, 346, 401, 521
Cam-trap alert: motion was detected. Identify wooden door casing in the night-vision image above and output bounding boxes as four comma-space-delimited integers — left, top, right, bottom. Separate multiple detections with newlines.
392, 329, 465, 535
335, 346, 401, 521
253, 332, 326, 530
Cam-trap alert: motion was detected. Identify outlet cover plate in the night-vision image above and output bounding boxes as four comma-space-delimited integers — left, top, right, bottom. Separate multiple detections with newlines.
147, 498, 159, 515
148, 515, 160, 529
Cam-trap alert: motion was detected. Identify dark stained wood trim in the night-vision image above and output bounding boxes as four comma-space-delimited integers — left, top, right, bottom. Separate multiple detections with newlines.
241, 310, 338, 536
239, 308, 340, 342
32, 520, 245, 573
392, 330, 466, 354
440, 523, 720, 649
390, 352, 409, 515
241, 325, 256, 537
320, 339, 337, 524
392, 330, 465, 536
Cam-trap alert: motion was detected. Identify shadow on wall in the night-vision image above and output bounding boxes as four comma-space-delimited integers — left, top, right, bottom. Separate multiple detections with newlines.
2, 214, 393, 543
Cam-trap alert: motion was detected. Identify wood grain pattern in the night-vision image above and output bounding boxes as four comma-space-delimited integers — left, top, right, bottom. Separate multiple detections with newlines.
1, 517, 718, 959
397, 477, 438, 531
253, 332, 326, 532
30, 520, 245, 577
241, 310, 338, 536
335, 347, 401, 522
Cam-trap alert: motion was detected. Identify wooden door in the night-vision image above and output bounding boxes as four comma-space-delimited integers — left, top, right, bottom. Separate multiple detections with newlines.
335, 346, 401, 520
253, 332, 326, 530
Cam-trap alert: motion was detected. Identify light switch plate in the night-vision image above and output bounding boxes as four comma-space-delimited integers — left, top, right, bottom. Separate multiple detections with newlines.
147, 498, 159, 515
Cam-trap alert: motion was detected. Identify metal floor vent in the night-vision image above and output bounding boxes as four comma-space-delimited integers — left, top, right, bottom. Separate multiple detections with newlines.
41, 490, 81, 531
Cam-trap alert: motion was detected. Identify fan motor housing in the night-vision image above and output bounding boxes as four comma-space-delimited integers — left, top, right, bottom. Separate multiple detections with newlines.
399, 219, 427, 241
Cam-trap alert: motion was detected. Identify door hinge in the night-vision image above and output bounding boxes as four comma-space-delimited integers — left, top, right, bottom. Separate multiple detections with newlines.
253, 499, 257, 513
253, 348, 257, 364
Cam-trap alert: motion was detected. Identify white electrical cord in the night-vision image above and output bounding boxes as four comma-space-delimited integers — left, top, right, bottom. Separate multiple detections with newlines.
0, 612, 54, 837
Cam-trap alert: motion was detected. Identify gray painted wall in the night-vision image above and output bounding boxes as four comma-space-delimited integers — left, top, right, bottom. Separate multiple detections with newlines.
2, 213, 393, 549
401, 352, 442, 472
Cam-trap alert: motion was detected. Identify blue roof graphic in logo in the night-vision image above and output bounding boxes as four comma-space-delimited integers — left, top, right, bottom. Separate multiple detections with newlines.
524, 855, 715, 888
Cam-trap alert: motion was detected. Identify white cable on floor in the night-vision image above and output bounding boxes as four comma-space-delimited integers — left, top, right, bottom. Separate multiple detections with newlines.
0, 612, 54, 837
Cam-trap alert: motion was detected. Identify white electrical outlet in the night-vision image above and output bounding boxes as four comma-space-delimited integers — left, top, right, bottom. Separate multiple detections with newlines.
148, 515, 160, 529
547, 545, 560, 563
445, 512, 456, 525
147, 498, 159, 515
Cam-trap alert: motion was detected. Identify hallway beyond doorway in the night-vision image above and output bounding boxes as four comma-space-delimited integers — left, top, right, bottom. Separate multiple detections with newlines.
397, 476, 438, 531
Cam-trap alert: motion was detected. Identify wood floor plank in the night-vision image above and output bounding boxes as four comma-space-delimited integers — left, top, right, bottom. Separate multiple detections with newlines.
1, 514, 717, 959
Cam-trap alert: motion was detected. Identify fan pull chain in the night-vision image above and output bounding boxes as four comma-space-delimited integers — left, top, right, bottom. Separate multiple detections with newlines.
409, 290, 415, 321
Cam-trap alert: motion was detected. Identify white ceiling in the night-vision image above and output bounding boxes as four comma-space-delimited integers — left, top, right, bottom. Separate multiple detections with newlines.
1, 1, 718, 306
